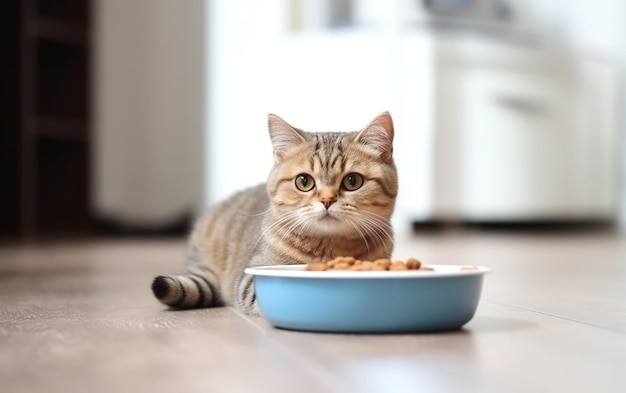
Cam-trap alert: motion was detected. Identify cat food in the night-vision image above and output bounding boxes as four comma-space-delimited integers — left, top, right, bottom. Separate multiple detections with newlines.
306, 256, 429, 271
461, 266, 479, 271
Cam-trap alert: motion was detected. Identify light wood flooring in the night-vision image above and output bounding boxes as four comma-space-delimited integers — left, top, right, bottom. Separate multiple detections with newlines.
1, 229, 625, 393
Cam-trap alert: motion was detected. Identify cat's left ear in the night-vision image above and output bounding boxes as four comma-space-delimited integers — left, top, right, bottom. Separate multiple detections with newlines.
268, 114, 307, 163
356, 111, 394, 161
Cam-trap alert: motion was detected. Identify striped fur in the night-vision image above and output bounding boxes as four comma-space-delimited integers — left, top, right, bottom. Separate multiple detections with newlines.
151, 112, 398, 315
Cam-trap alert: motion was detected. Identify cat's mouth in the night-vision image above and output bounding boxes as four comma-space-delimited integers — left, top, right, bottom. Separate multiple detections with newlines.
318, 210, 349, 230
319, 214, 338, 222
314, 214, 347, 234
307, 206, 354, 235
318, 207, 339, 220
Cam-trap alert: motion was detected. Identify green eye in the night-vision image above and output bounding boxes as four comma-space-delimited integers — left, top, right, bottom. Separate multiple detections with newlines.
342, 173, 364, 191
295, 174, 315, 192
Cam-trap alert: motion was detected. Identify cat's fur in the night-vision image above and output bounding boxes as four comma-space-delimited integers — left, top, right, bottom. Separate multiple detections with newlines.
151, 112, 398, 315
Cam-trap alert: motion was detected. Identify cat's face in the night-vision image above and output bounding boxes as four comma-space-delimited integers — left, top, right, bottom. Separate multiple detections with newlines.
266, 113, 398, 240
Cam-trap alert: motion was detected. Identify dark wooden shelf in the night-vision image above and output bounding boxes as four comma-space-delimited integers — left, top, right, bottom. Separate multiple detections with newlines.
37, 38, 88, 118
37, 137, 91, 234
34, 116, 88, 141
29, 17, 88, 46
1, 0, 92, 239
37, 0, 89, 27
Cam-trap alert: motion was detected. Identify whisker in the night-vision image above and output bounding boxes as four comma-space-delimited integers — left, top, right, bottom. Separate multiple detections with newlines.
247, 202, 394, 262
345, 216, 371, 256
251, 206, 319, 251
236, 207, 273, 218
250, 210, 299, 251
343, 210, 394, 257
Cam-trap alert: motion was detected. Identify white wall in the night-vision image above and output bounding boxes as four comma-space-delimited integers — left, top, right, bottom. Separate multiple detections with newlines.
204, 0, 284, 206
93, 0, 205, 225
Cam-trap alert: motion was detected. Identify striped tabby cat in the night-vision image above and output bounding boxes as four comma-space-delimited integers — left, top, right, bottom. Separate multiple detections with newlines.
152, 112, 398, 315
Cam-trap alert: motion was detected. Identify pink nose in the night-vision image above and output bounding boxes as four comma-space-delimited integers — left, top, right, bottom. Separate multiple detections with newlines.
322, 198, 336, 209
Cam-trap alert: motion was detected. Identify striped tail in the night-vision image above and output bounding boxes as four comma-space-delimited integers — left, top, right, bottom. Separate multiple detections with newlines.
151, 267, 221, 309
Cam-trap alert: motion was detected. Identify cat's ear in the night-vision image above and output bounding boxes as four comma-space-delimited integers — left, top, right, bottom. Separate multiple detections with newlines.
268, 114, 307, 163
356, 111, 394, 161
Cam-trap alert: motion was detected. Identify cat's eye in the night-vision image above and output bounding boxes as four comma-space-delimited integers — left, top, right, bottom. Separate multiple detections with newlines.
342, 173, 364, 191
295, 174, 315, 192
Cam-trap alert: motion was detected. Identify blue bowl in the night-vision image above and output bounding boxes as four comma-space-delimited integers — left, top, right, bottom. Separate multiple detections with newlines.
244, 264, 490, 333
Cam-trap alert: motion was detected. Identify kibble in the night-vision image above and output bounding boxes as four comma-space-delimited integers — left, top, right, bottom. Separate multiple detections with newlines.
460, 266, 478, 271
307, 256, 429, 271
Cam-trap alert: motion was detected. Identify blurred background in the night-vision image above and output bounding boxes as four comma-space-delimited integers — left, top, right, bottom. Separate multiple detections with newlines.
1, 0, 624, 241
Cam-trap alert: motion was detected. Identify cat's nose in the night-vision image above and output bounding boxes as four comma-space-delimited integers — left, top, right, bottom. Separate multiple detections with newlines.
322, 198, 336, 209
319, 189, 337, 209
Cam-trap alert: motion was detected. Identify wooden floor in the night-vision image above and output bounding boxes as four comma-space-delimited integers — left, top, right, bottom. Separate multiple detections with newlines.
1, 229, 625, 393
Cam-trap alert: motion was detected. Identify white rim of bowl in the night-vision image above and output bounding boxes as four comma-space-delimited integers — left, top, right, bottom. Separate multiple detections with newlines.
244, 264, 491, 279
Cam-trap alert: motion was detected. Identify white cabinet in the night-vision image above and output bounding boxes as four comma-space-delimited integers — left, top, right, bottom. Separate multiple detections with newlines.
431, 36, 621, 222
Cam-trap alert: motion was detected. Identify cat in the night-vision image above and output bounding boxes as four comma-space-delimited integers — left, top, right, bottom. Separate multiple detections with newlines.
151, 112, 398, 315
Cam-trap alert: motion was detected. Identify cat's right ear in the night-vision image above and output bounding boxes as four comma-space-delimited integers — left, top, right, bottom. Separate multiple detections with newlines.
268, 114, 307, 163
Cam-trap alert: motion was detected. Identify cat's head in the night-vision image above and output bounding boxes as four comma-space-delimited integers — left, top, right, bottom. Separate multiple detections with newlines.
266, 112, 398, 241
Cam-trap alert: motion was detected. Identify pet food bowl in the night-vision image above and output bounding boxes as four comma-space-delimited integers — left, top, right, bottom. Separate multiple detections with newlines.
244, 264, 490, 333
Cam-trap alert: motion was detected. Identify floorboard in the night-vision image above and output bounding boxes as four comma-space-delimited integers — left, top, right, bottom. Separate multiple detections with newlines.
0, 231, 624, 392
